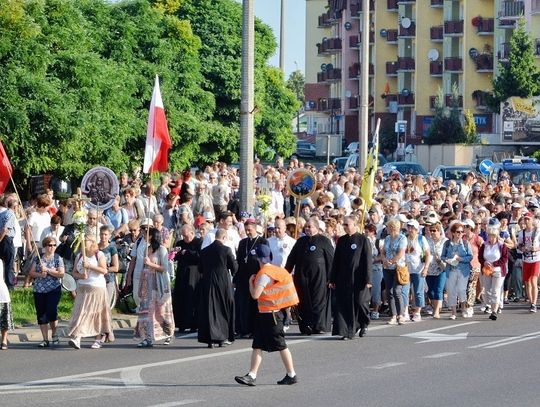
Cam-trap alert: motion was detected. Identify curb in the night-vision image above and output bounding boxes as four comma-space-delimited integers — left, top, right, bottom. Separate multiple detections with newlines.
9, 314, 138, 344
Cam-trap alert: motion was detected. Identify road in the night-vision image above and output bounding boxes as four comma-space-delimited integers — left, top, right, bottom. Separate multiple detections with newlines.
1, 303, 538, 407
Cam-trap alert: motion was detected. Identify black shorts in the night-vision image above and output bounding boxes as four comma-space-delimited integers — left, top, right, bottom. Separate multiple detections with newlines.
252, 310, 287, 353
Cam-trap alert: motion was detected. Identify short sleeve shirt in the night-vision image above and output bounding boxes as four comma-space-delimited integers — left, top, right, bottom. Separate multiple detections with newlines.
33, 254, 64, 293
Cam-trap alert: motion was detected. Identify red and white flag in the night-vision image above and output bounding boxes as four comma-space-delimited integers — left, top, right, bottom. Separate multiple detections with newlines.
143, 75, 171, 173
0, 141, 12, 194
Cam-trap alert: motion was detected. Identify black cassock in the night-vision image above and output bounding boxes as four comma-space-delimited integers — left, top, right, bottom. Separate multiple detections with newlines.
329, 232, 372, 339
285, 234, 334, 334
234, 236, 269, 337
173, 237, 202, 332
198, 241, 237, 345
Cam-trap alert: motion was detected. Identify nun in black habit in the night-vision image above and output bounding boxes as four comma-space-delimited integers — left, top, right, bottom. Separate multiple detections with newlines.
329, 216, 372, 340
285, 218, 334, 334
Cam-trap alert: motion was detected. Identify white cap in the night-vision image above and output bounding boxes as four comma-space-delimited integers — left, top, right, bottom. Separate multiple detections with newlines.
406, 219, 420, 230
464, 219, 475, 229
396, 214, 409, 223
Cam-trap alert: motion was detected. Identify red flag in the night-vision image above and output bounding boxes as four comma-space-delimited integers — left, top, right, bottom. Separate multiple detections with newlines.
143, 75, 171, 173
0, 141, 12, 194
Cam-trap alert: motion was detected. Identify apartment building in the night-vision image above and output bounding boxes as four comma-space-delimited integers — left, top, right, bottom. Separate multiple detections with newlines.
304, 0, 540, 147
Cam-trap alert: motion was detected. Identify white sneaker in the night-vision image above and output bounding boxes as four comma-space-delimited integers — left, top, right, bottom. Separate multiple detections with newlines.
398, 315, 409, 325
449, 315, 456, 320
387, 316, 398, 325
467, 308, 474, 317
68, 337, 81, 350
370, 311, 380, 320
411, 313, 421, 322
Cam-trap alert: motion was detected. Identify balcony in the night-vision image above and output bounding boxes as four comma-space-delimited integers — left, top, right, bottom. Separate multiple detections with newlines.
349, 32, 375, 47
317, 68, 342, 83
398, 93, 415, 106
444, 57, 463, 72
348, 63, 375, 78
431, 0, 444, 7
385, 94, 398, 109
476, 18, 494, 35
475, 54, 494, 72
497, 42, 510, 61
318, 98, 341, 112
350, 0, 375, 16
429, 60, 443, 76
386, 29, 398, 44
444, 20, 464, 36
445, 94, 463, 108
386, 61, 398, 76
398, 0, 416, 4
317, 11, 332, 28
430, 26, 444, 42
349, 95, 375, 110
399, 24, 416, 38
317, 38, 342, 55
499, 1, 525, 19
472, 90, 490, 110
387, 0, 398, 11
397, 57, 415, 71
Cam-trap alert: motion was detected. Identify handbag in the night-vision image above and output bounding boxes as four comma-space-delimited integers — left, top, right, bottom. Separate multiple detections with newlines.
481, 263, 494, 277
396, 264, 410, 285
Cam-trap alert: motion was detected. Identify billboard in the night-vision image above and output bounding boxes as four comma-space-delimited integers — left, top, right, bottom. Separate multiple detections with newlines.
501, 97, 540, 144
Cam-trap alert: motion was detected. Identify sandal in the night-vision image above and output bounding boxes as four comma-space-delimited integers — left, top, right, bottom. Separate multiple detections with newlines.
137, 339, 153, 348
51, 335, 60, 345
91, 340, 103, 349
1, 343, 7, 350
38, 340, 50, 348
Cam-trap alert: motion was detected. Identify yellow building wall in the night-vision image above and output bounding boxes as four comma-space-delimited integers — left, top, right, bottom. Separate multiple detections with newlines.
373, 6, 398, 113
305, 0, 332, 84
415, 3, 444, 116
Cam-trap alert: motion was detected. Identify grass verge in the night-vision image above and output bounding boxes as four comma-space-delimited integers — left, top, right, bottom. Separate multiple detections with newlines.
10, 288, 74, 327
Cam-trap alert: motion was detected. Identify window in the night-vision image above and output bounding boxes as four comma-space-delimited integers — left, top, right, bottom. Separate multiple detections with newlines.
532, 0, 540, 13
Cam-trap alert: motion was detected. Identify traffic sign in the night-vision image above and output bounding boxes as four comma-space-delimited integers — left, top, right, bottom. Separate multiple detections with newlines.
479, 159, 493, 175
395, 120, 407, 133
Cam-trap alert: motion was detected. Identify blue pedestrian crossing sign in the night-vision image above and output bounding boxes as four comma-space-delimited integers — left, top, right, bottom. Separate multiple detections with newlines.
479, 159, 493, 175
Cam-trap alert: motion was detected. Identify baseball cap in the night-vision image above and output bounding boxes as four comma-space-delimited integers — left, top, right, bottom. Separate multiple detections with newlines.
204, 211, 215, 222
255, 244, 272, 264
396, 214, 409, 223
511, 202, 522, 209
140, 218, 154, 227
463, 219, 475, 229
406, 219, 420, 230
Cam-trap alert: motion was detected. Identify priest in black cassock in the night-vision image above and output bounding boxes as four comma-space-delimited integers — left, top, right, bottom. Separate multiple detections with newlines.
234, 219, 269, 338
329, 215, 372, 340
198, 228, 237, 348
173, 224, 202, 333
285, 218, 334, 335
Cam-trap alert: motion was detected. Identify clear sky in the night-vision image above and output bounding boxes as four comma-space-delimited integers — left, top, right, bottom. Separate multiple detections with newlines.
234, 0, 306, 79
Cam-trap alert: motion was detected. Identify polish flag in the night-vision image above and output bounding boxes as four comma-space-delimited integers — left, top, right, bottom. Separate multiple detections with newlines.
143, 75, 171, 173
0, 141, 12, 194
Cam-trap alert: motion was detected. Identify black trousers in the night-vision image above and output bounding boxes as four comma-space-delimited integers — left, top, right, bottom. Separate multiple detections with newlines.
0, 236, 15, 288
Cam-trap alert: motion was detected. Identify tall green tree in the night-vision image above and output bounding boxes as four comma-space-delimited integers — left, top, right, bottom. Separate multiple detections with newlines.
425, 85, 466, 145
286, 70, 305, 102
492, 18, 540, 110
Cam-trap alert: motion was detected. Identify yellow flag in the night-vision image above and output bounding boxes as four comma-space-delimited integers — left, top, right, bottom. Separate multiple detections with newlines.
360, 119, 381, 209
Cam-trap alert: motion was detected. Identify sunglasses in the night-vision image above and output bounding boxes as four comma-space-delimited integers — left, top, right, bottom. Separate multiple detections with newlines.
429, 229, 439, 232
455, 230, 464, 234
46, 244, 57, 247
129, 229, 138, 232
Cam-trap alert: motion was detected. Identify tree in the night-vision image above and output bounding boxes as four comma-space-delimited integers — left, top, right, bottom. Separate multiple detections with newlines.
463, 109, 478, 144
425, 85, 466, 145
492, 18, 540, 111
286, 70, 305, 102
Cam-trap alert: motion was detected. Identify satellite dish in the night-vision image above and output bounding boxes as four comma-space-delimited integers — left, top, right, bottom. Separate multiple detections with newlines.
380, 29, 388, 37
401, 17, 412, 29
428, 49, 439, 61
309, 101, 316, 109
326, 63, 334, 71
401, 88, 410, 97
322, 37, 328, 43
469, 47, 479, 58
344, 22, 352, 31
321, 63, 327, 72
345, 90, 352, 98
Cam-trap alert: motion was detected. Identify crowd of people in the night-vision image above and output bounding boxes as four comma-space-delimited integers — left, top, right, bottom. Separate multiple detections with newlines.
0, 157, 538, 366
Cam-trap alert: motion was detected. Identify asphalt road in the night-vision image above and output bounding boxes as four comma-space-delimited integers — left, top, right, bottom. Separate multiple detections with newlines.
1, 303, 539, 407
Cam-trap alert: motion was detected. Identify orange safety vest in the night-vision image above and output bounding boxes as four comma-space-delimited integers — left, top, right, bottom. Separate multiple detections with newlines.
255, 264, 299, 312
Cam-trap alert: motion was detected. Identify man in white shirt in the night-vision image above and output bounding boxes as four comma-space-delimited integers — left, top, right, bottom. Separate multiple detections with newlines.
336, 182, 353, 215
270, 180, 285, 218
268, 219, 296, 268
201, 211, 240, 258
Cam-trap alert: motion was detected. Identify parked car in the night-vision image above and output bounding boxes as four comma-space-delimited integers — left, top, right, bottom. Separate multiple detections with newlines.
294, 141, 316, 158
381, 162, 428, 177
344, 153, 388, 172
344, 142, 359, 155
431, 165, 476, 184
332, 157, 348, 173
488, 156, 540, 185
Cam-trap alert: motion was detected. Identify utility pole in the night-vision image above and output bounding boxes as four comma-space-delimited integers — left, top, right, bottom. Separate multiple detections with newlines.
240, 0, 255, 213
280, 0, 286, 73
358, 0, 369, 174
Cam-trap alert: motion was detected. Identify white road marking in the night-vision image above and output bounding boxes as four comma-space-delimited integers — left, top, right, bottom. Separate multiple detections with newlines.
402, 322, 478, 343
484, 333, 540, 349
469, 331, 540, 349
422, 352, 459, 359
368, 362, 406, 370
120, 367, 145, 387
147, 401, 204, 407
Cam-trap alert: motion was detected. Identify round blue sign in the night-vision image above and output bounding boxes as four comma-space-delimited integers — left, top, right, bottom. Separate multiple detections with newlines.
479, 159, 493, 175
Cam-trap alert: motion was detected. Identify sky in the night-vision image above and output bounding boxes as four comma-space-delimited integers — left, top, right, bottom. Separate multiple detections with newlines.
234, 0, 306, 78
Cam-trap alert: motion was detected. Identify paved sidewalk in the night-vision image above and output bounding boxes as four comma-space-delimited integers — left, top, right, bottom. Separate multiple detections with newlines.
9, 314, 138, 344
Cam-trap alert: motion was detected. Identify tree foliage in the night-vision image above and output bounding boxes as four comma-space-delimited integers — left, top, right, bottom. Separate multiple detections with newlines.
0, 0, 298, 188
492, 18, 540, 111
425, 85, 466, 145
463, 109, 478, 144
286, 70, 305, 102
